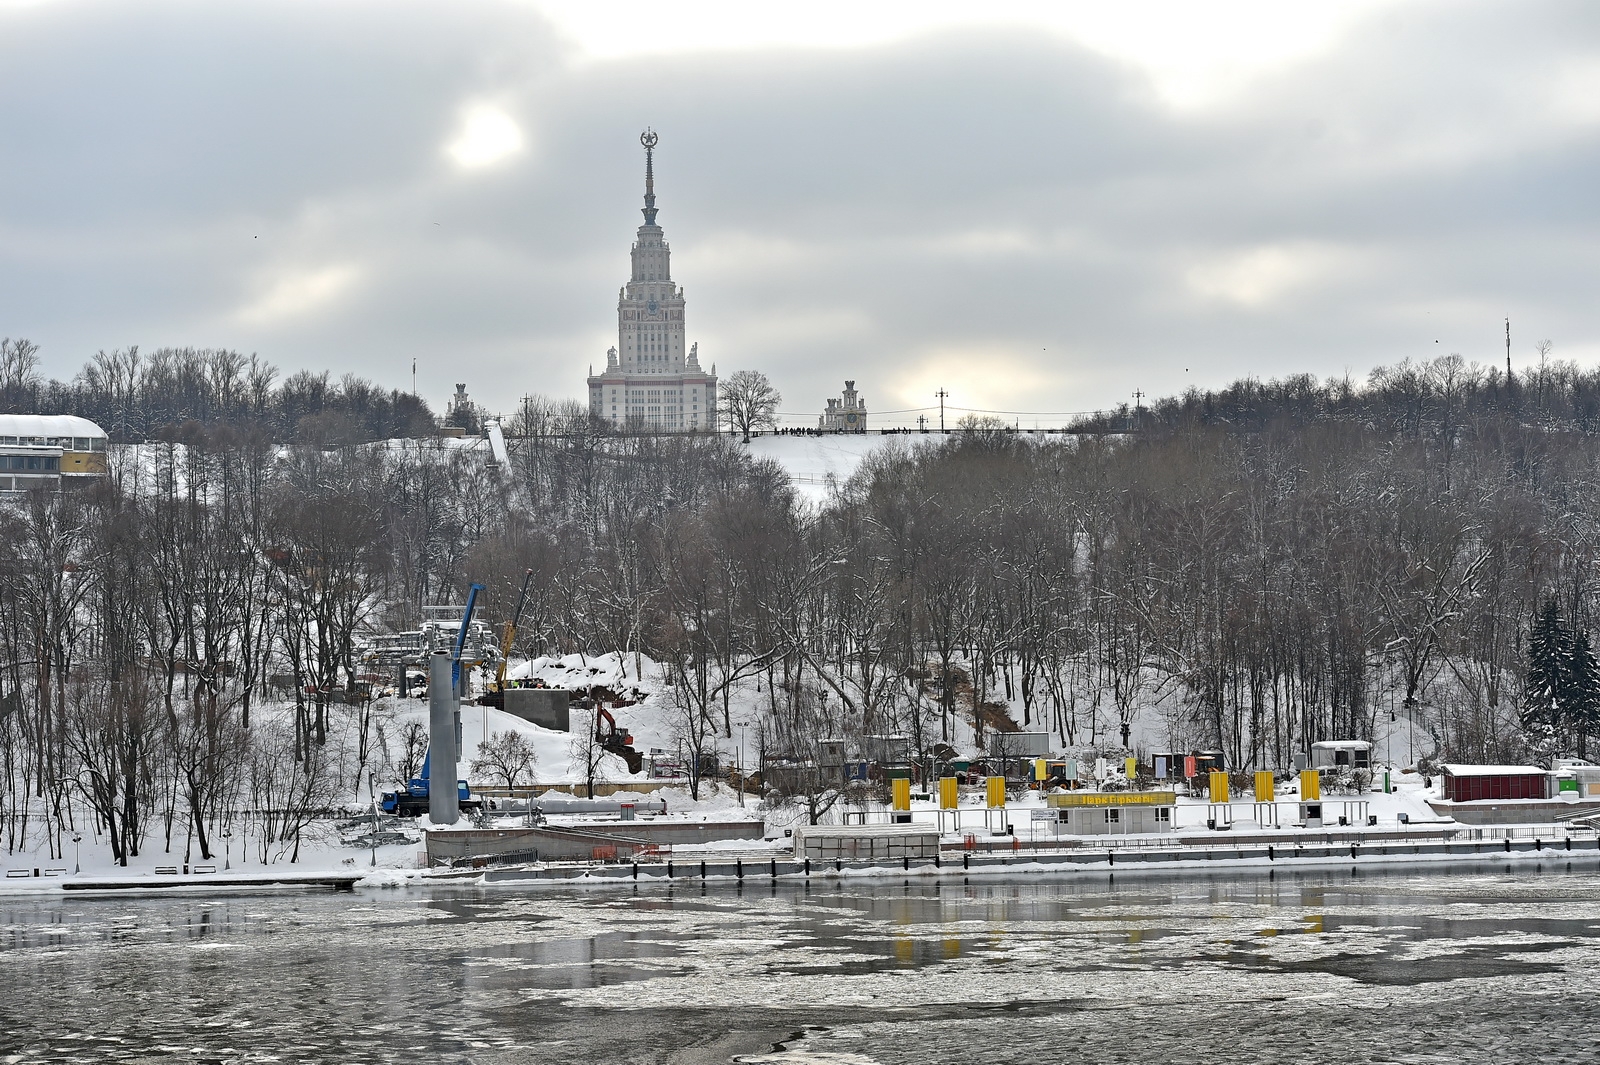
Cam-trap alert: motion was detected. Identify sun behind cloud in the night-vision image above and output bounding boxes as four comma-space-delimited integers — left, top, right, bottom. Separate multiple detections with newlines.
445, 104, 525, 169
895, 347, 1058, 420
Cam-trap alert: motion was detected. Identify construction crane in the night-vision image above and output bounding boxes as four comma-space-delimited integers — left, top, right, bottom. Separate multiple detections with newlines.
480, 568, 535, 710
379, 584, 487, 817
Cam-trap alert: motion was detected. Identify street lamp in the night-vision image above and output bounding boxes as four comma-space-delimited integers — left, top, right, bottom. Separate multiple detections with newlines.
72, 833, 81, 875
369, 772, 379, 868
737, 726, 747, 809
222, 828, 233, 871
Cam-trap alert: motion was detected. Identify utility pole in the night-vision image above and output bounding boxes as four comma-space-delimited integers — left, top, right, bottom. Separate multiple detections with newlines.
1131, 389, 1144, 431
1505, 318, 1512, 380
936, 389, 948, 432
412, 358, 417, 398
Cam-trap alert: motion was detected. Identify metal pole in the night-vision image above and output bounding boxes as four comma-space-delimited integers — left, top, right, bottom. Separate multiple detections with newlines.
370, 772, 379, 867
429, 650, 459, 824
72, 833, 81, 875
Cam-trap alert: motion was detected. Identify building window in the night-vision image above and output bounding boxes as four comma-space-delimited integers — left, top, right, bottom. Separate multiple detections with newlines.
1104, 809, 1120, 824
1155, 807, 1171, 823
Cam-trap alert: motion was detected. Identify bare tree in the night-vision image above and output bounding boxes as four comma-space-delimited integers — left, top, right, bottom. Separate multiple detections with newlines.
719, 370, 781, 442
471, 730, 539, 791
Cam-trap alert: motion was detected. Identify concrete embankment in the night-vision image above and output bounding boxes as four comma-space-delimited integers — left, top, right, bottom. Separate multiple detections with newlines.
465, 831, 1600, 887
425, 819, 764, 865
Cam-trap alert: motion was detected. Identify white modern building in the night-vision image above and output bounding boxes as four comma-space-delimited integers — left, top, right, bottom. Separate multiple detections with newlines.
587, 131, 717, 431
0, 414, 109, 492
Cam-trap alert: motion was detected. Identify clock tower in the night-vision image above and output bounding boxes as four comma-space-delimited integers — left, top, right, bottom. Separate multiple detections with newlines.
587, 131, 717, 431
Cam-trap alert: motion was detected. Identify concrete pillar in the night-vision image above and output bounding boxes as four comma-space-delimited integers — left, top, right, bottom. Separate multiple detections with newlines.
428, 650, 458, 825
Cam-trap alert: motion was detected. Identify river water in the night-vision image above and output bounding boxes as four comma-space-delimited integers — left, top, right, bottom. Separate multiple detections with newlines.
4, 861, 1600, 1064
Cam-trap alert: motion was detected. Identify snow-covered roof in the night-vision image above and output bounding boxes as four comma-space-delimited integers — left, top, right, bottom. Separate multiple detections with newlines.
1311, 740, 1371, 750
1439, 763, 1547, 776
0, 414, 107, 439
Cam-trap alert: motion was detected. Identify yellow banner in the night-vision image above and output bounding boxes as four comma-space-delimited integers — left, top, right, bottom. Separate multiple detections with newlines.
892, 777, 911, 811
939, 776, 959, 809
1300, 769, 1321, 801
1209, 770, 1229, 804
1125, 756, 1138, 780
1255, 771, 1275, 804
1035, 758, 1048, 781
986, 776, 1007, 808
1048, 791, 1178, 808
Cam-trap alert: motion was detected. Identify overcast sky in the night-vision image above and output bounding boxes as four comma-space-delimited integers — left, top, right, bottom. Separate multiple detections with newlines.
2, 1, 1597, 424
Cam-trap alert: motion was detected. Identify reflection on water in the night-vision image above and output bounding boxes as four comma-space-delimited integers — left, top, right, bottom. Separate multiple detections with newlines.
3, 861, 1600, 1063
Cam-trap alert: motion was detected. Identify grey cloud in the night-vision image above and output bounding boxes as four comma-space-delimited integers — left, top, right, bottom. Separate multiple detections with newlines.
2, 0, 1597, 420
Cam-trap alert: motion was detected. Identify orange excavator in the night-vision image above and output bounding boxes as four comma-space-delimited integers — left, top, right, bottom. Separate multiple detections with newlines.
596, 706, 644, 774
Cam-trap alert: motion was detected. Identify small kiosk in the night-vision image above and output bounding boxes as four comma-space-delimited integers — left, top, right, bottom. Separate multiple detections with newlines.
1047, 791, 1178, 836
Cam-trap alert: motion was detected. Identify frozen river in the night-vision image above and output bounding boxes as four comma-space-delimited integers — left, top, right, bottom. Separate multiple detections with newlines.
4, 862, 1600, 1063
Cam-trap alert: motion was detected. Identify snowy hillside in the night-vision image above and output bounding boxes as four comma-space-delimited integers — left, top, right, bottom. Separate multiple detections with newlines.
745, 433, 897, 502
389, 652, 771, 788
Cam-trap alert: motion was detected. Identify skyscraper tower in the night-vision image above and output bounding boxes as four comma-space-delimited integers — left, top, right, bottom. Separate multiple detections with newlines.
587, 130, 717, 431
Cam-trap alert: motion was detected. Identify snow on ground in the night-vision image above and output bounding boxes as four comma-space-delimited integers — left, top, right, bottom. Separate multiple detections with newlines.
480, 651, 771, 783
745, 433, 898, 503
0, 642, 1540, 883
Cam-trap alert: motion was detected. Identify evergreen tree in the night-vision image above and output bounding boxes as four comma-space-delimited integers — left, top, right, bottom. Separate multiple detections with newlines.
1568, 629, 1600, 759
1521, 598, 1600, 758
1522, 599, 1569, 735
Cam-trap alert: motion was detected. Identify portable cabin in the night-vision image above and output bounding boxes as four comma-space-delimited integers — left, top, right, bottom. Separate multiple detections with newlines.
864, 734, 910, 765
1439, 764, 1550, 802
1553, 759, 1600, 797
1310, 740, 1372, 770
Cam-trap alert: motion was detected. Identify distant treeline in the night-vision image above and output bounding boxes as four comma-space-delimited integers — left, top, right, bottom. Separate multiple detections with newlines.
0, 339, 434, 443
1074, 349, 1600, 436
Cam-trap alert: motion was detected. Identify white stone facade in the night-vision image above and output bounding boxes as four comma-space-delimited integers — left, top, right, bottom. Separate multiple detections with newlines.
587, 132, 717, 431
820, 381, 867, 432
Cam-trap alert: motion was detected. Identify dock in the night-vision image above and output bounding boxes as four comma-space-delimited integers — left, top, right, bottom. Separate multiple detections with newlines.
56, 871, 364, 893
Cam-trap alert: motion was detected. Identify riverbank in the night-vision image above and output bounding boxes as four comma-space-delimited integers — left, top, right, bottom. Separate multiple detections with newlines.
7, 824, 1596, 896
453, 826, 1600, 888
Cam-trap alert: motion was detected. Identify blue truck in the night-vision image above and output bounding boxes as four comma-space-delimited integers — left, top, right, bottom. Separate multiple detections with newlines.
380, 750, 482, 817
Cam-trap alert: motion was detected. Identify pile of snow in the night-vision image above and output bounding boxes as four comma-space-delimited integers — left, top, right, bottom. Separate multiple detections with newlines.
394, 652, 772, 787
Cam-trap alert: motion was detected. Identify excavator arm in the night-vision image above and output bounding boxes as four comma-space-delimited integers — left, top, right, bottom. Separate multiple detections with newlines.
595, 706, 644, 774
